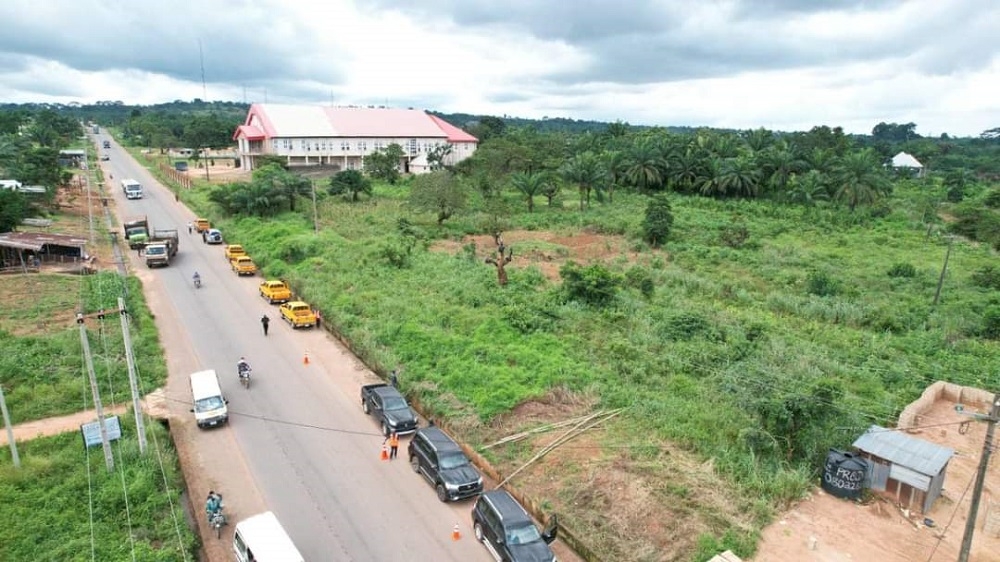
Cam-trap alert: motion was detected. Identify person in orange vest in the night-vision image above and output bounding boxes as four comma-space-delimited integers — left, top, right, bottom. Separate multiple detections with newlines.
384, 431, 399, 460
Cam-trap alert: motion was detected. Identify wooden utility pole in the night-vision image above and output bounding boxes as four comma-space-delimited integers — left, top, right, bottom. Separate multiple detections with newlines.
78, 314, 114, 471
932, 236, 953, 306
0, 385, 20, 468
118, 298, 146, 454
958, 392, 1000, 562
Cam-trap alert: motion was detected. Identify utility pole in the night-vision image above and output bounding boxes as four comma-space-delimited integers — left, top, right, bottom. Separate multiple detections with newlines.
118, 298, 146, 454
933, 235, 953, 306
0, 384, 20, 468
311, 179, 319, 232
78, 314, 114, 472
957, 392, 1000, 562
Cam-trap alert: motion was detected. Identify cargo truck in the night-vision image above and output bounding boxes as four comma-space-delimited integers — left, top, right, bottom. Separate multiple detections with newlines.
121, 178, 143, 200
144, 229, 179, 267
123, 216, 149, 249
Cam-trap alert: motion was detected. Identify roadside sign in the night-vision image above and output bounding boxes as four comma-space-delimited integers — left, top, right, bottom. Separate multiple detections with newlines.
80, 415, 123, 448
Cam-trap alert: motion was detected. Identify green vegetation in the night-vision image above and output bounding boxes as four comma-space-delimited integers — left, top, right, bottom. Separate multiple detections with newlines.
0, 273, 166, 424
0, 424, 196, 561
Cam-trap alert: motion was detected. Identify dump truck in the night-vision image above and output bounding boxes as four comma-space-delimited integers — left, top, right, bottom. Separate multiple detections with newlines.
123, 216, 150, 249
144, 229, 179, 268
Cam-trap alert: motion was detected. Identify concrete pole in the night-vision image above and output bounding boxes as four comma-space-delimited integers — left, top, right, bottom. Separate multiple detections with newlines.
958, 392, 1000, 562
0, 385, 20, 468
78, 317, 114, 471
118, 298, 146, 454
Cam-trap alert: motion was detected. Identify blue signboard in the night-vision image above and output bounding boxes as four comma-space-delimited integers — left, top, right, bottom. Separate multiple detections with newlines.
80, 416, 123, 448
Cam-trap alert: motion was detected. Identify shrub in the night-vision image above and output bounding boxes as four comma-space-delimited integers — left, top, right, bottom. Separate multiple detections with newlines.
982, 306, 1000, 339
806, 271, 840, 296
887, 262, 917, 278
946, 185, 964, 202
624, 265, 655, 298
719, 221, 751, 248
560, 261, 622, 306
971, 266, 1000, 291
984, 189, 1000, 209
642, 194, 673, 247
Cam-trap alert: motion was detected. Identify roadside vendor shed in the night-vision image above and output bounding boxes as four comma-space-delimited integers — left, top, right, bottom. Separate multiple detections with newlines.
852, 425, 953, 513
0, 232, 87, 272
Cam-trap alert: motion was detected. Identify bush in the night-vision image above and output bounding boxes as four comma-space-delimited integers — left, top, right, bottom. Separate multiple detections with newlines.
982, 306, 1000, 339
624, 265, 655, 298
972, 266, 1000, 291
560, 262, 622, 306
719, 221, 751, 248
887, 262, 917, 278
984, 189, 1000, 209
642, 194, 673, 247
806, 271, 840, 296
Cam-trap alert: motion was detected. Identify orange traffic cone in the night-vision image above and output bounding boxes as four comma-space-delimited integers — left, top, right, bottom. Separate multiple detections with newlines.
452, 524, 461, 541
381, 445, 389, 461
303, 351, 310, 365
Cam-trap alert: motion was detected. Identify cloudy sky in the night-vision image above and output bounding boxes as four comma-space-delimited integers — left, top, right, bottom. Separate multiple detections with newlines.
1, 0, 997, 136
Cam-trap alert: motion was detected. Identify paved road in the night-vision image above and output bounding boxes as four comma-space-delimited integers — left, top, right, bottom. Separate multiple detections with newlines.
97, 138, 491, 561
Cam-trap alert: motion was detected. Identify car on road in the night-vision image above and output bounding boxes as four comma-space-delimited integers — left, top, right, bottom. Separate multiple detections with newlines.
231, 255, 258, 276
408, 425, 483, 502
361, 383, 419, 436
259, 279, 293, 304
101, 153, 110, 161
279, 301, 316, 328
471, 489, 558, 562
224, 243, 247, 261
202, 228, 223, 244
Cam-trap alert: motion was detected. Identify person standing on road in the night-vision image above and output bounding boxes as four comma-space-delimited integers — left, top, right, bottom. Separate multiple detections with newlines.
261, 314, 270, 336
384, 431, 399, 460
314, 308, 322, 329
187, 221, 193, 234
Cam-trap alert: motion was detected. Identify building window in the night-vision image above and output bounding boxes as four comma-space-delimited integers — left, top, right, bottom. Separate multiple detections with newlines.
320, 141, 327, 151
272, 140, 279, 151
341, 141, 349, 151
359, 141, 367, 152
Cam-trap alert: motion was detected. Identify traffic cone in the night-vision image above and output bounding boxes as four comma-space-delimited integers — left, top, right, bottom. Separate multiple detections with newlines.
381, 445, 389, 461
303, 351, 310, 365
452, 524, 461, 541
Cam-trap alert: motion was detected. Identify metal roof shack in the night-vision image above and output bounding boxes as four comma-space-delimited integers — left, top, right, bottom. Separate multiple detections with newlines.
852, 425, 954, 513
0, 232, 87, 272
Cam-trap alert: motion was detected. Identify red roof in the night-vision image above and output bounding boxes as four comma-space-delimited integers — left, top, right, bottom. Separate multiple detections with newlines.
428, 115, 478, 143
232, 125, 265, 141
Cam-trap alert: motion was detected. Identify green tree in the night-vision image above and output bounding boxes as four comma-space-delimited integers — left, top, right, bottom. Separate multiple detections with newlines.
364, 143, 405, 184
329, 169, 372, 202
717, 155, 762, 198
509, 171, 549, 212
561, 151, 607, 210
255, 154, 288, 170
642, 194, 674, 247
252, 164, 311, 212
408, 171, 467, 225
831, 149, 892, 211
427, 144, 453, 171
624, 138, 666, 193
560, 262, 622, 306
602, 150, 627, 203
15, 147, 62, 187
0, 189, 31, 231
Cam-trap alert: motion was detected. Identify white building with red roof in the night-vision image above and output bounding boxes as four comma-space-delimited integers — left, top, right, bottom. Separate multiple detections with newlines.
232, 104, 478, 174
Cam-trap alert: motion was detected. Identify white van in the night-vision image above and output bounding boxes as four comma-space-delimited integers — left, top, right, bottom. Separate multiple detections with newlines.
189, 370, 228, 428
233, 511, 304, 562
121, 179, 143, 199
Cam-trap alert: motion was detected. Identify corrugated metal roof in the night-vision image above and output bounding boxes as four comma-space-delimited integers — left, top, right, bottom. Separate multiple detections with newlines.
852, 425, 953, 476
0, 232, 87, 251
242, 103, 472, 140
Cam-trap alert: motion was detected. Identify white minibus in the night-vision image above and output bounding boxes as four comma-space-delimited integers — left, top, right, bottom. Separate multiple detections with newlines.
233, 511, 304, 562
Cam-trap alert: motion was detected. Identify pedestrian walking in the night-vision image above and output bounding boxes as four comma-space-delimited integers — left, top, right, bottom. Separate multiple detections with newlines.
384, 432, 399, 460
314, 308, 322, 329
389, 365, 401, 388
261, 314, 270, 336
187, 221, 193, 234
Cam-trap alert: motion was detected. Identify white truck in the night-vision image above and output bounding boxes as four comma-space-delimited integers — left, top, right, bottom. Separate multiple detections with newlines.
121, 179, 143, 200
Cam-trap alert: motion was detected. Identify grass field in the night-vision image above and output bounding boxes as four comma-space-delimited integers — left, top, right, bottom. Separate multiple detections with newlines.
158, 166, 1000, 560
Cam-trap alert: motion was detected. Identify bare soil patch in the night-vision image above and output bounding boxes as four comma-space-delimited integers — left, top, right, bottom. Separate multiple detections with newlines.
753, 398, 1000, 562
431, 229, 661, 282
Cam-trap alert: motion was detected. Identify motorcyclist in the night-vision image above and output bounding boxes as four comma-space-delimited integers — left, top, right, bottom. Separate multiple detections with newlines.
192, 271, 201, 287
205, 490, 222, 522
237, 357, 251, 380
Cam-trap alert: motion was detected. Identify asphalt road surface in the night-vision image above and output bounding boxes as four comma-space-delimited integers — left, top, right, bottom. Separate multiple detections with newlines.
97, 138, 492, 561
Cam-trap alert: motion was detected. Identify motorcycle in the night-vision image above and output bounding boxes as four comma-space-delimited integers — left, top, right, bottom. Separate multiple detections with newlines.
193, 275, 202, 289
207, 494, 226, 538
238, 365, 252, 390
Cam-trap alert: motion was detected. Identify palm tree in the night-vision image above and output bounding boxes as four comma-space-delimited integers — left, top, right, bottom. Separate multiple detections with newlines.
762, 142, 806, 194
602, 150, 627, 203
510, 171, 549, 212
623, 138, 666, 193
742, 127, 776, 153
668, 149, 703, 194
785, 170, 830, 206
561, 152, 607, 210
831, 149, 892, 211
695, 157, 725, 198
718, 155, 762, 198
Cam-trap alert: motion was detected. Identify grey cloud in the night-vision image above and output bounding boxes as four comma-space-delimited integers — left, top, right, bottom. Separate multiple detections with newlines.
372, 0, 999, 84
0, 1, 344, 87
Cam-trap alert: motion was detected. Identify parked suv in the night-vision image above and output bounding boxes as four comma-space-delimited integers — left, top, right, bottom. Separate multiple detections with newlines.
471, 489, 558, 562
408, 426, 484, 502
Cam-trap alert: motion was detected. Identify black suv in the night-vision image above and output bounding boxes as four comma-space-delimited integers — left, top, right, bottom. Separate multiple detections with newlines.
408, 426, 484, 502
471, 489, 558, 562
